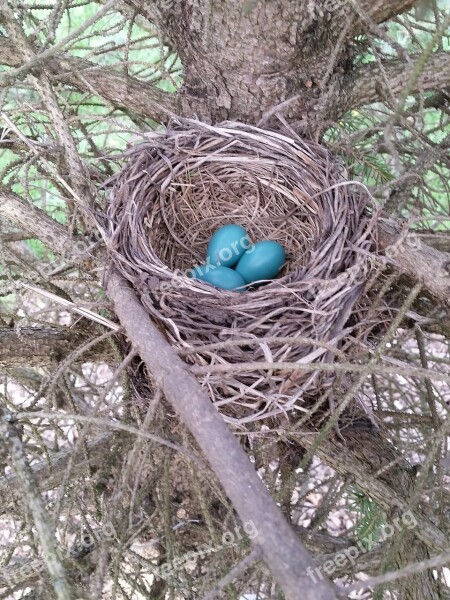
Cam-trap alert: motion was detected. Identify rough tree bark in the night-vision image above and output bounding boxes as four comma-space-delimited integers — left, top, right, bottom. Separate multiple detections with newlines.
123, 0, 446, 135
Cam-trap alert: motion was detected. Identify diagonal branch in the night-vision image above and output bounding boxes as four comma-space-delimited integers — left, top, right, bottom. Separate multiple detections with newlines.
345, 51, 450, 110
296, 431, 449, 555
0, 327, 116, 367
357, 0, 416, 25
377, 218, 450, 307
0, 406, 75, 600
1, 189, 341, 597
106, 269, 339, 600
0, 189, 73, 256
0, 38, 179, 123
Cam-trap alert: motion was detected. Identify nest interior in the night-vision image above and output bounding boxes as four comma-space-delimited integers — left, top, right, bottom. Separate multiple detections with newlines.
104, 119, 375, 425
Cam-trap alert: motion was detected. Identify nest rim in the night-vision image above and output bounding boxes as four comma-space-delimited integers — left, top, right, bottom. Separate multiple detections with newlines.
103, 118, 376, 425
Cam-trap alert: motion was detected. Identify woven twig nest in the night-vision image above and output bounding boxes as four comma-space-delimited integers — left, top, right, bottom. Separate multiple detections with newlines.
105, 119, 375, 424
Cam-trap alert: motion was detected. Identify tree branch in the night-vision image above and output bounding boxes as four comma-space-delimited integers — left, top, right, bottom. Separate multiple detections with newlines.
346, 51, 450, 110
0, 406, 75, 600
296, 431, 449, 555
106, 269, 339, 600
417, 233, 450, 253
0, 38, 178, 123
0, 327, 116, 367
377, 218, 450, 307
0, 189, 73, 256
357, 0, 416, 25
1, 188, 339, 598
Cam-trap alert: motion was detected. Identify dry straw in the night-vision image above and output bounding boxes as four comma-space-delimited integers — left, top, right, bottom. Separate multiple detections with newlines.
103, 118, 376, 424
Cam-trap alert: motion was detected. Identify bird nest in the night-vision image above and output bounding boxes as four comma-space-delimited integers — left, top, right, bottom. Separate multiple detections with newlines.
104, 119, 376, 424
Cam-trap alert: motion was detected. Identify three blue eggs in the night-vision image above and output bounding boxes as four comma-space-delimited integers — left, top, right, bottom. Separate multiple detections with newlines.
189, 224, 286, 292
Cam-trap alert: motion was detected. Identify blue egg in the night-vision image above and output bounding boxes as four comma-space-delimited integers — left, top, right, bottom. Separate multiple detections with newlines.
235, 240, 286, 284
188, 264, 247, 292
206, 224, 250, 268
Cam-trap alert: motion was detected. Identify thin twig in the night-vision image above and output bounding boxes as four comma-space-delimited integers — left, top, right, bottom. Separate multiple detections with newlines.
201, 547, 263, 600
14, 411, 206, 469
